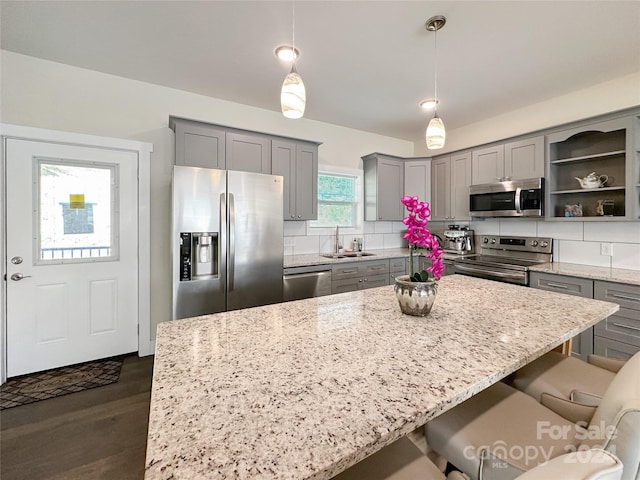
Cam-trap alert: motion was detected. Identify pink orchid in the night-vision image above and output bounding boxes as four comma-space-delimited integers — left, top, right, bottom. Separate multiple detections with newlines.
401, 196, 444, 281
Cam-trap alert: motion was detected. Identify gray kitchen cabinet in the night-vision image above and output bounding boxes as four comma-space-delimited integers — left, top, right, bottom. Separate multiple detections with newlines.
331, 259, 389, 294
389, 257, 407, 283
225, 131, 271, 174
471, 137, 544, 185
170, 117, 226, 169
404, 158, 431, 202
471, 145, 504, 185
362, 153, 405, 221
431, 152, 471, 221
593, 281, 640, 359
529, 272, 594, 361
271, 139, 319, 220
504, 136, 545, 180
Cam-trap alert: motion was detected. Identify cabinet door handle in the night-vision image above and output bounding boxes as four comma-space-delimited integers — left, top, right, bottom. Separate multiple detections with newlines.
611, 293, 640, 302
546, 282, 569, 289
370, 266, 384, 270
341, 269, 357, 274
612, 322, 640, 332
358, 279, 363, 282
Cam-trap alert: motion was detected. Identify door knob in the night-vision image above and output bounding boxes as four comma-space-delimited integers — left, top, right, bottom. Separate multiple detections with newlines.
10, 273, 32, 281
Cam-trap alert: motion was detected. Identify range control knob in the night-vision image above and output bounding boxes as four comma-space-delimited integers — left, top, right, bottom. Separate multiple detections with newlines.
490, 238, 496, 244
531, 240, 539, 247
540, 241, 549, 248
483, 237, 489, 244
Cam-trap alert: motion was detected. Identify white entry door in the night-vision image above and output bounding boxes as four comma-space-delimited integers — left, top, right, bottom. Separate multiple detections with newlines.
5, 139, 139, 377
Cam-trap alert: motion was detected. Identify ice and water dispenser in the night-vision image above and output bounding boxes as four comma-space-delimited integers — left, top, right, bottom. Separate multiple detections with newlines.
179, 232, 218, 281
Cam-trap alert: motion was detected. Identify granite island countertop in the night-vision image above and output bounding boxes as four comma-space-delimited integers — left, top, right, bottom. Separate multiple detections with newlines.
145, 275, 619, 480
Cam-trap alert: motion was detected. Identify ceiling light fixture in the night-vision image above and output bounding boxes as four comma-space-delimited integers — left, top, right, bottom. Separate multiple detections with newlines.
281, 2, 306, 119
425, 15, 446, 150
419, 99, 439, 110
274, 45, 300, 62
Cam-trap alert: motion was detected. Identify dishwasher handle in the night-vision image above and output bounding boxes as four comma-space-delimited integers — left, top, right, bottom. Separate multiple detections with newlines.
283, 271, 331, 281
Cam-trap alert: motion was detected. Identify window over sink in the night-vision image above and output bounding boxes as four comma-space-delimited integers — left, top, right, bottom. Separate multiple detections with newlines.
309, 170, 361, 228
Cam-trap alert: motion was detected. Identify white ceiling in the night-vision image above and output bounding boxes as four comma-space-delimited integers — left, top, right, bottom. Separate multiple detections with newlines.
2, 1, 639, 144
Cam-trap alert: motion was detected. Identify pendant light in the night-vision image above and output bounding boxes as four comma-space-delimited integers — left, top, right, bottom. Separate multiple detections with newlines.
281, 2, 306, 119
425, 15, 446, 149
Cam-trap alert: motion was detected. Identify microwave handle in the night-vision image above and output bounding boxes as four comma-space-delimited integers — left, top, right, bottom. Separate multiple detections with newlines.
515, 187, 522, 213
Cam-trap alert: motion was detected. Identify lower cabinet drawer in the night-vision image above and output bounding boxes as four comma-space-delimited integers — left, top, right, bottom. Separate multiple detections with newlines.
529, 272, 593, 298
594, 336, 640, 360
363, 261, 389, 276
594, 308, 640, 347
594, 281, 640, 311
332, 263, 363, 281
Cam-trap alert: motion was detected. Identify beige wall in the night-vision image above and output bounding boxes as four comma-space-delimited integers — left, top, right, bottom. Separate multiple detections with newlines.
0, 51, 414, 340
414, 71, 640, 156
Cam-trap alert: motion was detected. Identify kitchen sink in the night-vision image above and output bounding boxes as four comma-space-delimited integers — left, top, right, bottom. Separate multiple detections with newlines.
321, 252, 376, 259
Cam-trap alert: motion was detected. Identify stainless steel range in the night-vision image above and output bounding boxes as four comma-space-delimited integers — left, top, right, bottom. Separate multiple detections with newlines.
453, 235, 552, 286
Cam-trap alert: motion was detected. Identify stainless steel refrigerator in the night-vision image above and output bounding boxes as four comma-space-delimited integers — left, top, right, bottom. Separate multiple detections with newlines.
172, 166, 284, 320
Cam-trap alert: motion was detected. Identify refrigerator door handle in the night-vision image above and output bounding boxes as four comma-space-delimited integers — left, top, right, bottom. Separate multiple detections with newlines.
228, 192, 235, 291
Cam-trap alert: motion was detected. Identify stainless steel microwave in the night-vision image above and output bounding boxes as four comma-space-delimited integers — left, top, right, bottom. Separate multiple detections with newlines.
469, 178, 544, 218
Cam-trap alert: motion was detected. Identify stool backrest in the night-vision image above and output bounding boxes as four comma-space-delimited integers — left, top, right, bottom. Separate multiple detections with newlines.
581, 352, 640, 480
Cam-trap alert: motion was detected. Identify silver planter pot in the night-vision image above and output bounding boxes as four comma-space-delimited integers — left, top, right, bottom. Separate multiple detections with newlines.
394, 275, 438, 317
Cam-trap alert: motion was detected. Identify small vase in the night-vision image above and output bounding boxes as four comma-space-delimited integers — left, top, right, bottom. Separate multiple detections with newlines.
394, 275, 438, 317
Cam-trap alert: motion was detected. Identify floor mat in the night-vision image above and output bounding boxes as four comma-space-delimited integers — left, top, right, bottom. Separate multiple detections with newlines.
0, 357, 124, 410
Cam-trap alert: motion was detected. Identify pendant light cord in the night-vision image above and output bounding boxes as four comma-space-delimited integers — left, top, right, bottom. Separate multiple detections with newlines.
433, 23, 438, 115
292, 1, 296, 61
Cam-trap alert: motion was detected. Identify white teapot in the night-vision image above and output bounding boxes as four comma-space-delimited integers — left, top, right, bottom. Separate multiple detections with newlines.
575, 172, 608, 189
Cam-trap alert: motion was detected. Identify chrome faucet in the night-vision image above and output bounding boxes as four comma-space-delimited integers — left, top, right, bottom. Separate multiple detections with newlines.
335, 225, 343, 253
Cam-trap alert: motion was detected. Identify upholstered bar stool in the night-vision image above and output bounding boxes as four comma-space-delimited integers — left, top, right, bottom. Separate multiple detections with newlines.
332, 436, 623, 480
426, 352, 640, 480
506, 351, 624, 422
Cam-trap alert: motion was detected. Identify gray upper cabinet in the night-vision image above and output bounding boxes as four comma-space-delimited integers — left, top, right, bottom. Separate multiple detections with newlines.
272, 139, 319, 221
362, 153, 404, 221
504, 136, 545, 180
471, 145, 504, 184
171, 117, 226, 169
170, 117, 321, 219
471, 136, 544, 185
430, 157, 450, 221
431, 152, 471, 221
225, 131, 271, 174
404, 158, 431, 201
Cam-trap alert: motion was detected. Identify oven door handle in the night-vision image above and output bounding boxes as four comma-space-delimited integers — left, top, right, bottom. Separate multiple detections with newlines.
455, 264, 525, 279
515, 187, 522, 213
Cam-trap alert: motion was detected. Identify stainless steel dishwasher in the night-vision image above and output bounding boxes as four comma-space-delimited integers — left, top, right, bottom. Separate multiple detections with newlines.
283, 265, 332, 301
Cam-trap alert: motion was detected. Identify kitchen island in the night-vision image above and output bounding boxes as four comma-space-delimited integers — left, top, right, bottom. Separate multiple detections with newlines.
145, 275, 619, 480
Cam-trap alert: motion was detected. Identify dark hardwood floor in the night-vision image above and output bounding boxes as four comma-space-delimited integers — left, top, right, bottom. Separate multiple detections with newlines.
1, 354, 154, 480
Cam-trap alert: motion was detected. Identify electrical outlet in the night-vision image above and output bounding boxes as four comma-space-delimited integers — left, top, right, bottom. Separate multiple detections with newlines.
600, 242, 613, 257
284, 237, 295, 247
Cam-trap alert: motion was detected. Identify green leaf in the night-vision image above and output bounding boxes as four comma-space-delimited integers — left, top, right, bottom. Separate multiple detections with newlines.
411, 272, 422, 282
419, 270, 430, 282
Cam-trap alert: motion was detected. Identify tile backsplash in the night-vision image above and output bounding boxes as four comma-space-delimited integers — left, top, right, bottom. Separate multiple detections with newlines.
284, 221, 406, 256
284, 219, 640, 271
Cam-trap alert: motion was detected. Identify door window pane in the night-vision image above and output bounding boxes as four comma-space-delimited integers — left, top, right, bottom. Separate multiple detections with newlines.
36, 159, 117, 263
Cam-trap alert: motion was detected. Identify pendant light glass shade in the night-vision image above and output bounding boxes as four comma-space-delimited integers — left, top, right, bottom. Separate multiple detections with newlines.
426, 113, 445, 150
281, 64, 306, 119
